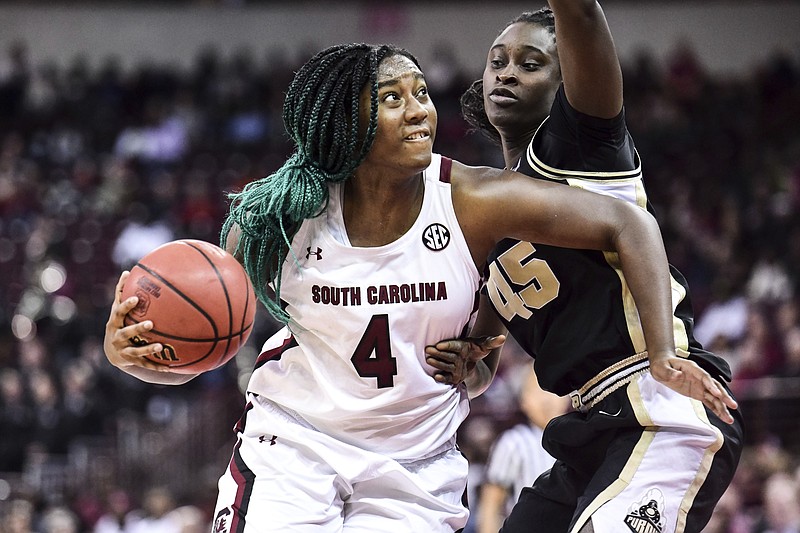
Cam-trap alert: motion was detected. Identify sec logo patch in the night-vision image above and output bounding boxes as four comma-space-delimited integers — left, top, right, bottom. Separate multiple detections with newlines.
422, 223, 450, 251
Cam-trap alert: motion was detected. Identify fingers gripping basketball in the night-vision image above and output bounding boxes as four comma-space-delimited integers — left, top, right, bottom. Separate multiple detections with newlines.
120, 239, 257, 374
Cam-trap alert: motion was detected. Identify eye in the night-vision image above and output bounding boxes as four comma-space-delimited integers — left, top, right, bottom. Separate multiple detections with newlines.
381, 92, 401, 103
489, 58, 506, 69
416, 86, 429, 99
522, 62, 541, 71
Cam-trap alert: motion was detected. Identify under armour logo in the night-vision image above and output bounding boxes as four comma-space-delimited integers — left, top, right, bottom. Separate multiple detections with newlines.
306, 246, 323, 260
259, 435, 278, 445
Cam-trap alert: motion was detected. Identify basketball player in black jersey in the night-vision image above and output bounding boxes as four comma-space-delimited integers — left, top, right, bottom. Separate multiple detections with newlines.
426, 2, 743, 532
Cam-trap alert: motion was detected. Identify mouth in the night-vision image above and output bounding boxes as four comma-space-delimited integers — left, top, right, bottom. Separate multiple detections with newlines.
487, 87, 518, 106
405, 130, 431, 142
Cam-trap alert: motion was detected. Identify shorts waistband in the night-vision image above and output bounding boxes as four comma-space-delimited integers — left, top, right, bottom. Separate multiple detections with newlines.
569, 351, 650, 413
248, 393, 457, 466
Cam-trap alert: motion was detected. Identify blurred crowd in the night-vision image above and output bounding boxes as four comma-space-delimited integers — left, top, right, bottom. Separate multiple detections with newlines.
0, 32, 799, 532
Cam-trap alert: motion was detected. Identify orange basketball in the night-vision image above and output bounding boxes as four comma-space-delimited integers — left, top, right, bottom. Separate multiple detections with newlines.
120, 239, 257, 374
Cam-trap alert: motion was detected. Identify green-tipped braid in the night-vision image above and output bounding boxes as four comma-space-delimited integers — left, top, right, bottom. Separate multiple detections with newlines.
220, 43, 421, 323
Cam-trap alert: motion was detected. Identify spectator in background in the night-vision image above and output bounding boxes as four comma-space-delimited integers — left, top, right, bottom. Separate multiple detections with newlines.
779, 326, 800, 378
746, 249, 793, 305
40, 505, 80, 533
734, 442, 794, 526
128, 486, 179, 533
3, 498, 36, 533
0, 368, 33, 472
0, 40, 30, 122
753, 472, 800, 533
28, 369, 68, 456
93, 488, 141, 533
60, 359, 105, 439
111, 203, 174, 271
699, 484, 750, 533
166, 505, 209, 533
694, 275, 749, 350
113, 97, 190, 165
477, 364, 568, 533
732, 307, 785, 385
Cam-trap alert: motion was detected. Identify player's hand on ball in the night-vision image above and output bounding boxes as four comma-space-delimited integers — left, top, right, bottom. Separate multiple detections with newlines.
426, 335, 506, 385
649, 352, 738, 424
104, 271, 169, 373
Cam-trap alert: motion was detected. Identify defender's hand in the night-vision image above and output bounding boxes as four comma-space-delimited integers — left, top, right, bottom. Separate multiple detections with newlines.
649, 353, 737, 424
426, 335, 506, 385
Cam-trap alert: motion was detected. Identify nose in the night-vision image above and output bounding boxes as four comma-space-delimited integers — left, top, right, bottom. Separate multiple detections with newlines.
497, 66, 517, 84
406, 97, 429, 123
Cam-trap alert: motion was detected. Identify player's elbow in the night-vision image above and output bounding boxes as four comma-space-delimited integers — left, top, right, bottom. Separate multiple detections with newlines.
613, 202, 662, 249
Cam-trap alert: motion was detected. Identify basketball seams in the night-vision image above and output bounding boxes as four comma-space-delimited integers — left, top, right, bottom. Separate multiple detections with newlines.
183, 240, 257, 365
186, 240, 236, 367
143, 323, 255, 344
134, 261, 222, 340
134, 254, 223, 369
129, 270, 218, 368
122, 239, 256, 373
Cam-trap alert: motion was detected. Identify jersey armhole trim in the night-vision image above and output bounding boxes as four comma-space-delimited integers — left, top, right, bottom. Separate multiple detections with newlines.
439, 156, 453, 183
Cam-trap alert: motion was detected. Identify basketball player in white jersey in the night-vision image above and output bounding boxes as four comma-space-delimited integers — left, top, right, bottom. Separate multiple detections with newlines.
103, 43, 734, 532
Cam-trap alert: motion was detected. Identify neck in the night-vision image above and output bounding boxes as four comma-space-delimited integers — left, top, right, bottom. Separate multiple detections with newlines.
342, 171, 425, 247
502, 141, 527, 171
498, 127, 536, 171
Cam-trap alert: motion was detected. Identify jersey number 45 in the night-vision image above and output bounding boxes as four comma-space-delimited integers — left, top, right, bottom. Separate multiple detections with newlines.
486, 242, 560, 322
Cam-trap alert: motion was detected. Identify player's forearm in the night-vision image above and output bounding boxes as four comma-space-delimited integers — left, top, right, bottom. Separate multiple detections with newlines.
464, 299, 506, 398
613, 207, 676, 361
465, 356, 496, 399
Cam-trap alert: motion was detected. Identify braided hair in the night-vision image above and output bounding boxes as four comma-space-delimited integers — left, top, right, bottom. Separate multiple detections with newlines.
221, 43, 421, 322
460, 8, 556, 145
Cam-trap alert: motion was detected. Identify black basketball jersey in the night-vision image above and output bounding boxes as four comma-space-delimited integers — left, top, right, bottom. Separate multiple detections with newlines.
485, 85, 731, 396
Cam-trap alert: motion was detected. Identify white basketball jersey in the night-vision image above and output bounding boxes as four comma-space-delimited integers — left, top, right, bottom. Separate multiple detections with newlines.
247, 154, 481, 461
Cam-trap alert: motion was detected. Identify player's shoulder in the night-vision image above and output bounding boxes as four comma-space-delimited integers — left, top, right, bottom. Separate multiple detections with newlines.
450, 155, 513, 180
446, 158, 512, 203
526, 112, 638, 181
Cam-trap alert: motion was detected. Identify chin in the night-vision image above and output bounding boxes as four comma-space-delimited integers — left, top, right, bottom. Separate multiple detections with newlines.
415, 152, 433, 169
407, 141, 433, 161
486, 106, 515, 127
407, 151, 432, 173
488, 112, 530, 136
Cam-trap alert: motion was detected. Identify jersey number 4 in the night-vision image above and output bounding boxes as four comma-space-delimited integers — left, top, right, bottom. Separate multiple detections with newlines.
351, 314, 397, 388
486, 242, 560, 321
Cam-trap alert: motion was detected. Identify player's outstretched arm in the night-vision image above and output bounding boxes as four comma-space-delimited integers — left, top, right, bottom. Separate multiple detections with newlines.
104, 271, 198, 385
549, 0, 623, 118
454, 162, 739, 423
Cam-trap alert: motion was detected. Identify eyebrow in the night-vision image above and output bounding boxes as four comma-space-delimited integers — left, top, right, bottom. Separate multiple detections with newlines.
377, 72, 425, 89
490, 43, 546, 55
